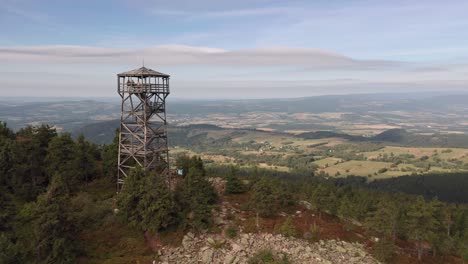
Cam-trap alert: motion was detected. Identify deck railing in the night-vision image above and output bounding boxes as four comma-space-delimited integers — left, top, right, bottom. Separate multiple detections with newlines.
118, 83, 169, 94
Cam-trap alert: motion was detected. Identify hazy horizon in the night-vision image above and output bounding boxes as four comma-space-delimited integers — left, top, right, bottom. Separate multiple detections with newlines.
2, 90, 468, 103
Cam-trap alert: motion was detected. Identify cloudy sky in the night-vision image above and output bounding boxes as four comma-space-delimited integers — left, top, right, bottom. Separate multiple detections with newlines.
1, 0, 468, 99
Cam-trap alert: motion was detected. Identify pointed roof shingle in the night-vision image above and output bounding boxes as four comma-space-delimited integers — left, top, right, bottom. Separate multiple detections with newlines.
118, 66, 169, 77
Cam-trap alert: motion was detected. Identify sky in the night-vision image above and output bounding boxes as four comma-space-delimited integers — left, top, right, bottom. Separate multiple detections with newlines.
1, 0, 468, 99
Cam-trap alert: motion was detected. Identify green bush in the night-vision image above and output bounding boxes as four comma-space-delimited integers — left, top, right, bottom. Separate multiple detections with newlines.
377, 168, 388, 174
225, 225, 238, 239
225, 175, 246, 194
278, 216, 297, 237
248, 249, 290, 264
372, 237, 395, 263
308, 222, 321, 242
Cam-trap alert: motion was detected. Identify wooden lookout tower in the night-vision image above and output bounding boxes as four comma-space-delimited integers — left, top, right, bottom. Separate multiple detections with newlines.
117, 66, 170, 191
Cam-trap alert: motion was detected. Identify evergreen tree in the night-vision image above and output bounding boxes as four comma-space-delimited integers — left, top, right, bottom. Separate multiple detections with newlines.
189, 156, 205, 176
430, 199, 455, 256
274, 180, 295, 207
136, 174, 175, 232
102, 129, 119, 179
45, 133, 76, 174
372, 237, 395, 263
251, 177, 276, 228
337, 194, 355, 220
365, 195, 399, 238
455, 207, 468, 262
309, 183, 337, 218
405, 196, 438, 261
225, 166, 245, 194
74, 134, 96, 183
32, 174, 78, 264
117, 167, 145, 228
248, 166, 261, 189
174, 167, 217, 230
9, 125, 57, 200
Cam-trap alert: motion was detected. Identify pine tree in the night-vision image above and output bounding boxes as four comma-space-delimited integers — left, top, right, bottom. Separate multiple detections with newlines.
136, 174, 175, 232
251, 177, 276, 229
174, 168, 217, 230
102, 129, 119, 179
32, 174, 77, 264
405, 196, 439, 261
372, 237, 395, 263
430, 198, 455, 256
117, 167, 146, 228
118, 167, 176, 232
45, 133, 78, 187
9, 125, 57, 200
309, 183, 337, 218
189, 156, 205, 176
74, 135, 96, 183
225, 166, 245, 194
274, 180, 295, 207
365, 195, 399, 238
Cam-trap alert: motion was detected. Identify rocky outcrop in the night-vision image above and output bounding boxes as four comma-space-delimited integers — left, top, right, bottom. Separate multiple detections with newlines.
159, 232, 378, 264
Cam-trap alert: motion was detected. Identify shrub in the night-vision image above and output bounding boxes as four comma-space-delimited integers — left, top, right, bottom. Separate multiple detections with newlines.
225, 175, 246, 194
225, 225, 238, 239
248, 249, 290, 264
372, 237, 395, 263
208, 238, 225, 249
377, 168, 388, 174
278, 216, 297, 237
308, 222, 321, 242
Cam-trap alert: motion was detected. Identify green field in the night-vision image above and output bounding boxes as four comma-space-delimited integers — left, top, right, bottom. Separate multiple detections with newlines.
170, 127, 468, 180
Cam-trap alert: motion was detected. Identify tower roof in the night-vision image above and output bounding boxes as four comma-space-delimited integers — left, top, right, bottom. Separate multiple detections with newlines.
118, 67, 169, 77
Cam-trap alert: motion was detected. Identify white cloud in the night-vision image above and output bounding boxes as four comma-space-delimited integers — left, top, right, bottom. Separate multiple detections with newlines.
1, 43, 466, 98
0, 44, 399, 70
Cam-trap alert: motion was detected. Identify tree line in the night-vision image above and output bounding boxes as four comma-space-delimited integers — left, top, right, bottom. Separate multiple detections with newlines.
0, 122, 112, 263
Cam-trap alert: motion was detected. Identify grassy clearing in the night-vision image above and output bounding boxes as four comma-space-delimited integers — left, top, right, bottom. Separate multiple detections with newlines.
319, 160, 394, 178
258, 162, 290, 172
313, 157, 343, 167
173, 128, 468, 178
363, 146, 468, 159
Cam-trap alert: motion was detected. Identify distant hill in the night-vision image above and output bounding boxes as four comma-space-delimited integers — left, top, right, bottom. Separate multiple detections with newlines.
168, 92, 468, 115
373, 128, 468, 148
72, 119, 119, 144
298, 128, 468, 148
74, 118, 468, 148
71, 121, 227, 144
